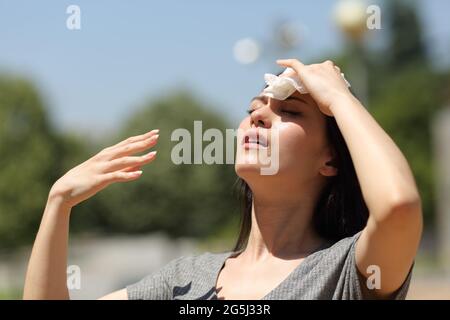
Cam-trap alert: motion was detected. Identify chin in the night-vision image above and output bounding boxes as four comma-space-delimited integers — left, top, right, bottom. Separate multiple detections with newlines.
235, 151, 265, 176
235, 162, 262, 177
234, 162, 282, 182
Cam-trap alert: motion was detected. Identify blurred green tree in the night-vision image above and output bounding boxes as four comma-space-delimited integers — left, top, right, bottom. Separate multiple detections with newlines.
386, 0, 428, 70
332, 0, 449, 229
0, 76, 240, 248
370, 66, 448, 228
0, 76, 60, 249
90, 91, 239, 239
0, 75, 102, 250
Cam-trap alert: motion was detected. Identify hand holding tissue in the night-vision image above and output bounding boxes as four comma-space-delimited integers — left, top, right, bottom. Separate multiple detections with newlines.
263, 67, 351, 101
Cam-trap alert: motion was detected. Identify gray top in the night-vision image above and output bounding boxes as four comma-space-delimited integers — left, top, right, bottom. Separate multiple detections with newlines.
126, 231, 414, 300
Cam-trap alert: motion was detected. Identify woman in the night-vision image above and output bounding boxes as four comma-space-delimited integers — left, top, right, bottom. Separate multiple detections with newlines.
23, 59, 422, 300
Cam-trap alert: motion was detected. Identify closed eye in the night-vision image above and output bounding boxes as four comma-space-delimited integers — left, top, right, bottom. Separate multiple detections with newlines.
281, 110, 301, 116
247, 108, 301, 116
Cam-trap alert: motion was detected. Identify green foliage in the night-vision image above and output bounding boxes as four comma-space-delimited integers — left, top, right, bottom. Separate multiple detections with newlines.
0, 76, 60, 248
386, 0, 428, 70
92, 91, 239, 238
367, 0, 447, 228
0, 76, 240, 249
0, 288, 22, 299
0, 0, 448, 248
370, 66, 447, 227
0, 76, 102, 249
332, 0, 449, 230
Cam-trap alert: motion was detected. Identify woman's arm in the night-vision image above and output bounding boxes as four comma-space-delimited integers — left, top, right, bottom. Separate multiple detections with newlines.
330, 94, 421, 222
23, 195, 72, 299
23, 130, 159, 299
277, 59, 422, 298
329, 93, 422, 297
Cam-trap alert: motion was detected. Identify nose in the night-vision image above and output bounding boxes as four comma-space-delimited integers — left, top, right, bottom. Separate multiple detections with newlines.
250, 99, 273, 129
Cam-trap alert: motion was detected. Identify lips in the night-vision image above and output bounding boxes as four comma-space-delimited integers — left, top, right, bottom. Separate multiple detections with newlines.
242, 128, 268, 148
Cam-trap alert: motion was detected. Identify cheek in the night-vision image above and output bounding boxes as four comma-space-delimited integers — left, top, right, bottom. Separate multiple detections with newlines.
275, 122, 316, 172
237, 117, 249, 131
276, 122, 306, 156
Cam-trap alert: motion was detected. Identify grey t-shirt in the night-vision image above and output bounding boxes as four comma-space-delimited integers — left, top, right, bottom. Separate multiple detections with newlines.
126, 231, 414, 300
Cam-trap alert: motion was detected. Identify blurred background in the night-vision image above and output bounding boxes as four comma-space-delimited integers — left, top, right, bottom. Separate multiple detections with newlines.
1, 0, 450, 299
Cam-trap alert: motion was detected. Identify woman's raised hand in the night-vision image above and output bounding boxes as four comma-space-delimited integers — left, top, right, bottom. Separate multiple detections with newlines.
276, 58, 354, 116
49, 129, 159, 209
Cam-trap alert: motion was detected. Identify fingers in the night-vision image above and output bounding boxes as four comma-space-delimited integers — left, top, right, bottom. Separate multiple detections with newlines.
106, 134, 159, 160
121, 165, 142, 173
276, 58, 305, 73
324, 60, 335, 67
104, 129, 159, 153
277, 58, 340, 73
103, 151, 157, 172
323, 60, 342, 74
101, 170, 144, 184
91, 130, 160, 187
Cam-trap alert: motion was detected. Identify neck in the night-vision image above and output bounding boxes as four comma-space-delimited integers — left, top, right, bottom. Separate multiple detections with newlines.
241, 179, 326, 262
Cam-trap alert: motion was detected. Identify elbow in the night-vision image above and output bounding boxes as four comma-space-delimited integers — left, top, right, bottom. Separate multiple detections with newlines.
389, 192, 422, 217
381, 195, 423, 233
372, 192, 423, 230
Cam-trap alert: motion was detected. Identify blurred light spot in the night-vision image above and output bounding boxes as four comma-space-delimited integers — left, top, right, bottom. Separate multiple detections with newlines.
274, 21, 300, 51
334, 0, 368, 39
233, 38, 260, 64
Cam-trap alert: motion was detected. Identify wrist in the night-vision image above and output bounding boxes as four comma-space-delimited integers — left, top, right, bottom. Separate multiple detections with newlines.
329, 93, 361, 115
47, 187, 73, 213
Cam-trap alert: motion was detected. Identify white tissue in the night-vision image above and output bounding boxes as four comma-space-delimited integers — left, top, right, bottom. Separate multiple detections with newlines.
263, 67, 351, 100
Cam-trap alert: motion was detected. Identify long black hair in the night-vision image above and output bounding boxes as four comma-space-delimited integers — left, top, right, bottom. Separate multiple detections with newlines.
232, 82, 369, 252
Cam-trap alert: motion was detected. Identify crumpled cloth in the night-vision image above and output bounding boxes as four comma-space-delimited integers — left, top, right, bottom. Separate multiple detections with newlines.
263, 67, 351, 100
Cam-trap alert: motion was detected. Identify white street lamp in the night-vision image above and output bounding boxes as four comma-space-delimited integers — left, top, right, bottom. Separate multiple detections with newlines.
334, 0, 368, 41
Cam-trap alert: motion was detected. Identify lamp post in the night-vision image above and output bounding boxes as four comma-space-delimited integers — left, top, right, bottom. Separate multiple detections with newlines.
334, 0, 369, 107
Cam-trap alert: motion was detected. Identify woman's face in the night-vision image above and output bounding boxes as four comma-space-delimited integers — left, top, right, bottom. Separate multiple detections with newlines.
235, 89, 337, 187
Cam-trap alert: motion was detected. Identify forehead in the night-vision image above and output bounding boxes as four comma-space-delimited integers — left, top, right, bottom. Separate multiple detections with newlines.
252, 90, 316, 107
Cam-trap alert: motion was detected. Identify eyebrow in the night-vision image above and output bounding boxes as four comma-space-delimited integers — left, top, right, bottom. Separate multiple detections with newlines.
250, 95, 269, 104
250, 94, 309, 108
285, 95, 309, 105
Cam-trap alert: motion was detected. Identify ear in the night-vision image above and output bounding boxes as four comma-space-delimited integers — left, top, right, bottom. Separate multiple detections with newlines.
319, 148, 338, 177
319, 160, 338, 177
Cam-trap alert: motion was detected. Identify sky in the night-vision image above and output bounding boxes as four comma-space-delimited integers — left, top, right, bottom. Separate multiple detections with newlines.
1, 0, 449, 138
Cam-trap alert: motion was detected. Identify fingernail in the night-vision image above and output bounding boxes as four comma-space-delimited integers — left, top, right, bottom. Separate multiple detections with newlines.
153, 129, 159, 133
133, 170, 143, 175
146, 151, 157, 157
